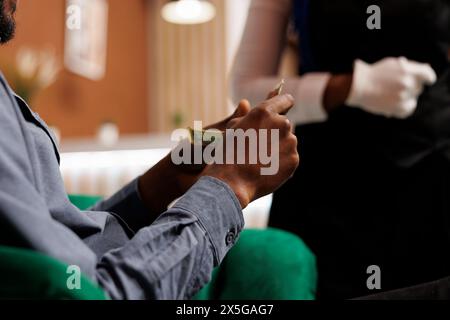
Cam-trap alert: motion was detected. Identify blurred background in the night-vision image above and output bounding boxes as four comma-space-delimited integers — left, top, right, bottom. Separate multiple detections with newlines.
0, 0, 254, 138
0, 0, 274, 227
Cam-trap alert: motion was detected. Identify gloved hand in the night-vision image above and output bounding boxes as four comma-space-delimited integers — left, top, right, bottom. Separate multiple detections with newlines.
346, 57, 437, 118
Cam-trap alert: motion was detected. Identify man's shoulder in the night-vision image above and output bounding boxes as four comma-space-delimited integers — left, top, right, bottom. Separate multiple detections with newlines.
0, 71, 19, 108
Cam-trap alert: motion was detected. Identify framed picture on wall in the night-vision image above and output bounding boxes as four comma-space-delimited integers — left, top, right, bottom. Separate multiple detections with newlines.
64, 0, 109, 81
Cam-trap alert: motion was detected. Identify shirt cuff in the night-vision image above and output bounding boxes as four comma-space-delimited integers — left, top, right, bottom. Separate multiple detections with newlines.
171, 176, 244, 265
289, 73, 331, 124
91, 178, 150, 234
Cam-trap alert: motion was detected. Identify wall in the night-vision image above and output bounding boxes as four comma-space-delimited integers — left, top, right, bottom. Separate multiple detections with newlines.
148, 0, 230, 132
0, 0, 150, 138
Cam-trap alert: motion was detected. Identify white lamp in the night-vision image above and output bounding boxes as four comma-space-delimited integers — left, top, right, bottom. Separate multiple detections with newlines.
161, 0, 216, 25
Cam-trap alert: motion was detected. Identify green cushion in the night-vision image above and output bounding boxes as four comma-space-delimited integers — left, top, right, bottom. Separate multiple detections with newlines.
68, 194, 103, 211
0, 195, 108, 300
194, 228, 317, 300
0, 246, 108, 300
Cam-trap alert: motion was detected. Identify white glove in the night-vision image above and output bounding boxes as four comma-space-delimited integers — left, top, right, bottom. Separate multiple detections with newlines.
346, 57, 437, 119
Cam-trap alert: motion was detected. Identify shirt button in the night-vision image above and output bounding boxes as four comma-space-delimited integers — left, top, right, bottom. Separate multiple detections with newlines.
225, 230, 236, 246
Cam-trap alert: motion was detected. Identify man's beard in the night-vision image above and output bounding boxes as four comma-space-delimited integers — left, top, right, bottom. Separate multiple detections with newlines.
0, 0, 16, 44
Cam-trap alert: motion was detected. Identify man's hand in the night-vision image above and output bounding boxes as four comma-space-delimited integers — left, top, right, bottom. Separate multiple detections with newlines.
137, 100, 252, 217
202, 94, 300, 208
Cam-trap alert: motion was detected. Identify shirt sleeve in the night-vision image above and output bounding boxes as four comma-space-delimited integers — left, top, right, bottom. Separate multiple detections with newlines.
96, 176, 244, 300
230, 0, 330, 125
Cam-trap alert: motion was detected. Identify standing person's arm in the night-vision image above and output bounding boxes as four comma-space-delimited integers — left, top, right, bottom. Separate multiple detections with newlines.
231, 0, 438, 123
230, 0, 336, 124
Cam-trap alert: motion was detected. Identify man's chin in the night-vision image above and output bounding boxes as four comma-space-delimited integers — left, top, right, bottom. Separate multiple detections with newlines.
0, 0, 16, 44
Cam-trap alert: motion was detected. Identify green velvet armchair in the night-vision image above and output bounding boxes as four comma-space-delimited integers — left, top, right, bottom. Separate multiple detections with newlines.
0, 195, 317, 300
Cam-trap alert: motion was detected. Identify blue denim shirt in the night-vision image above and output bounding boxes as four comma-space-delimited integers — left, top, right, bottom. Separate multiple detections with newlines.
0, 73, 244, 300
